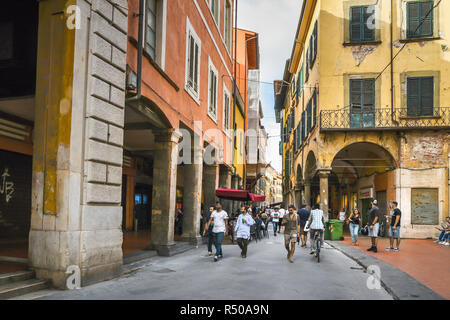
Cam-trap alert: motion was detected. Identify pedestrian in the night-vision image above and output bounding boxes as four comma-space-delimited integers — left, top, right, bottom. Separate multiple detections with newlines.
203, 202, 229, 262
297, 204, 310, 247
306, 203, 325, 256
278, 205, 286, 233
282, 204, 300, 263
175, 208, 183, 236
339, 208, 346, 221
271, 207, 280, 236
202, 206, 215, 256
386, 201, 401, 252
435, 216, 450, 245
234, 205, 255, 258
366, 199, 380, 253
347, 208, 362, 246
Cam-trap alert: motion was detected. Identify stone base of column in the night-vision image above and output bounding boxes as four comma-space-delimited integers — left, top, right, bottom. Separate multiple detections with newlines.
180, 235, 202, 247
146, 242, 176, 256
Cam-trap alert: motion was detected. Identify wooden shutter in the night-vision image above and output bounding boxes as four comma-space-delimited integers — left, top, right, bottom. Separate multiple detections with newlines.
363, 6, 375, 41
313, 21, 318, 59
307, 99, 312, 133
420, 77, 434, 116
420, 1, 433, 36
408, 1, 433, 38
350, 7, 362, 42
362, 79, 375, 113
312, 89, 317, 127
407, 78, 420, 116
350, 79, 362, 113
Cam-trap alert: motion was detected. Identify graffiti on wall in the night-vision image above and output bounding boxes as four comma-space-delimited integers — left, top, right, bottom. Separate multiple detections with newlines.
0, 168, 15, 203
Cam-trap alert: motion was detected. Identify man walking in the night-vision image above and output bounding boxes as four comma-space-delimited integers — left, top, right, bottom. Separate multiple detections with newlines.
203, 206, 215, 256
204, 202, 229, 262
234, 205, 255, 258
297, 204, 310, 247
271, 207, 280, 236
366, 200, 380, 253
282, 205, 300, 263
386, 201, 401, 252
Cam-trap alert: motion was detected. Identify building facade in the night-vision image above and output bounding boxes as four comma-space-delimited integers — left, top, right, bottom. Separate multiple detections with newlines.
275, 0, 450, 238
0, 0, 240, 289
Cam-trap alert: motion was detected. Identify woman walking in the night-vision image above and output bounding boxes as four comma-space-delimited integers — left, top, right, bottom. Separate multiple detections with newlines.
348, 208, 362, 246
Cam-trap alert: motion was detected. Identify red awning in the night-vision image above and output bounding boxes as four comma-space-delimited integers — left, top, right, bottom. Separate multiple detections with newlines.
215, 188, 250, 201
249, 193, 266, 203
215, 188, 265, 202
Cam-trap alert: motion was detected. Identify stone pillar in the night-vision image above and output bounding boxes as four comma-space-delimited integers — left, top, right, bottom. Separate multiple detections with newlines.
29, 0, 128, 288
148, 129, 182, 255
319, 169, 331, 219
203, 164, 219, 212
219, 165, 232, 214
304, 180, 311, 207
231, 174, 239, 214
181, 144, 203, 246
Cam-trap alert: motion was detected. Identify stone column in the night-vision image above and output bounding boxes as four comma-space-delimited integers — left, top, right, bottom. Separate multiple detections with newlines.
148, 129, 182, 256
304, 180, 311, 207
181, 144, 203, 246
319, 169, 332, 219
219, 165, 232, 214
29, 0, 128, 288
203, 164, 219, 212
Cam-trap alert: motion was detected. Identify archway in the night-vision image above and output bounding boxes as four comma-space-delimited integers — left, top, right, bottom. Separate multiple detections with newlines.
330, 142, 396, 227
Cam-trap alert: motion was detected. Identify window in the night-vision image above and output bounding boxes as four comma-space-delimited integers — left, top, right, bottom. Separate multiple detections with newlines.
312, 89, 317, 127
301, 110, 306, 141
224, 0, 232, 52
145, 0, 166, 68
223, 87, 230, 131
411, 188, 438, 225
407, 77, 434, 116
210, 0, 220, 25
297, 63, 303, 98
305, 47, 310, 79
350, 6, 375, 42
146, 0, 157, 59
310, 21, 318, 65
306, 99, 312, 133
350, 79, 375, 114
185, 18, 201, 101
208, 59, 218, 119
407, 1, 433, 38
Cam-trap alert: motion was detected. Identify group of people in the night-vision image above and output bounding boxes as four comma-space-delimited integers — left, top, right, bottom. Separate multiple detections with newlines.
435, 216, 450, 246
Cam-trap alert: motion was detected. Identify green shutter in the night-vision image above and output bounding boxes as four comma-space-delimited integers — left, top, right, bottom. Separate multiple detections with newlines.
350, 6, 375, 42
407, 1, 433, 38
407, 77, 434, 116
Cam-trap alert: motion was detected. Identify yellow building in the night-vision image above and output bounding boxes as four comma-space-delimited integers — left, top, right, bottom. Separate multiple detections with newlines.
233, 95, 246, 188
275, 0, 450, 238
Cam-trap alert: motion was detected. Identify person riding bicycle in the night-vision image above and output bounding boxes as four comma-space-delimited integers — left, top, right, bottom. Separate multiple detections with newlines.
305, 203, 325, 255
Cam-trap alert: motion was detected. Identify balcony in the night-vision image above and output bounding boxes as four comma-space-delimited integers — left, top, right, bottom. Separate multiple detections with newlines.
320, 107, 450, 132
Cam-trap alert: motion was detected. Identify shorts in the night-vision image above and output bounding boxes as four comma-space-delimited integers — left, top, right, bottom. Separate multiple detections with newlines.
284, 232, 297, 243
300, 226, 308, 235
389, 226, 400, 238
368, 223, 379, 238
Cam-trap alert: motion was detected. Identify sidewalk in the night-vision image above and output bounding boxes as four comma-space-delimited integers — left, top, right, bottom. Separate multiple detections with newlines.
339, 235, 450, 299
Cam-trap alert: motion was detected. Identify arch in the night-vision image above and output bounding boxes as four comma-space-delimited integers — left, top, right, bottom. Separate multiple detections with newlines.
304, 150, 318, 182
296, 164, 303, 185
331, 142, 397, 185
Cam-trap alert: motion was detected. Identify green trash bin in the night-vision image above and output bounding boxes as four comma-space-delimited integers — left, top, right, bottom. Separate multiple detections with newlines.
327, 219, 344, 240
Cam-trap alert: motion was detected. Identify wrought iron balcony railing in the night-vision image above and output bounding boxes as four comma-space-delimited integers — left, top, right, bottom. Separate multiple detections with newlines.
320, 107, 450, 131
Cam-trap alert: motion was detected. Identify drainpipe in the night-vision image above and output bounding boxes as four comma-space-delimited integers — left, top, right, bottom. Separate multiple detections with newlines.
390, 0, 395, 123
126, 0, 144, 104
231, 0, 238, 179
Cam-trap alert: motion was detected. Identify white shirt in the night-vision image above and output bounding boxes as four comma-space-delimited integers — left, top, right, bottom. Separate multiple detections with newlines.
271, 211, 280, 222
234, 213, 255, 240
309, 209, 325, 230
210, 210, 228, 233
279, 208, 286, 218
339, 212, 346, 221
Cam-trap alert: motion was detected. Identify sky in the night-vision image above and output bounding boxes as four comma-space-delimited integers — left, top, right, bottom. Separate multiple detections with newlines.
237, 0, 303, 174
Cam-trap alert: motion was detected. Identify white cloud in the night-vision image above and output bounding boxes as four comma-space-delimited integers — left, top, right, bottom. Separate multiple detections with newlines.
237, 0, 303, 173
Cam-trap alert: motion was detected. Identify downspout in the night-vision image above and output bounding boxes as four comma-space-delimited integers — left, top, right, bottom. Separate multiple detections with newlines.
231, 0, 238, 179
126, 0, 144, 104
390, 0, 395, 123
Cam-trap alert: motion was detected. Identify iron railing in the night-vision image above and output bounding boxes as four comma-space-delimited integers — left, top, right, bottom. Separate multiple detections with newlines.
320, 107, 450, 131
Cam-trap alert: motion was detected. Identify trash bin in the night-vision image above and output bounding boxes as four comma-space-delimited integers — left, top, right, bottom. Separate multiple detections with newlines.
324, 221, 331, 240
327, 219, 345, 241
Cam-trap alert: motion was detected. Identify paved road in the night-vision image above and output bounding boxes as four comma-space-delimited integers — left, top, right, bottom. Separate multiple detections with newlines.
34, 231, 392, 300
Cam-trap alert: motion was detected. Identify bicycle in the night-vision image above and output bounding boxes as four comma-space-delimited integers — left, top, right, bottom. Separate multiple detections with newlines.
313, 230, 321, 263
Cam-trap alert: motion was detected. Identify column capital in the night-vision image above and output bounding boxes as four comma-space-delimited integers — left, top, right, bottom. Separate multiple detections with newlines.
317, 168, 332, 178
153, 128, 182, 143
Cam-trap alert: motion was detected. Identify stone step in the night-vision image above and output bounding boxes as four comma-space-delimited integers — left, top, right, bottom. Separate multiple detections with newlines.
0, 270, 35, 286
0, 279, 49, 300
123, 250, 158, 265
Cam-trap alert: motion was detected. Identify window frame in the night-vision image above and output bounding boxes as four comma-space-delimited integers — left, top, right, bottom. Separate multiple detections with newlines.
223, 85, 231, 132
406, 1, 434, 39
209, 0, 220, 27
207, 57, 219, 122
185, 17, 202, 104
406, 76, 434, 117
224, 0, 232, 53
349, 5, 375, 43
